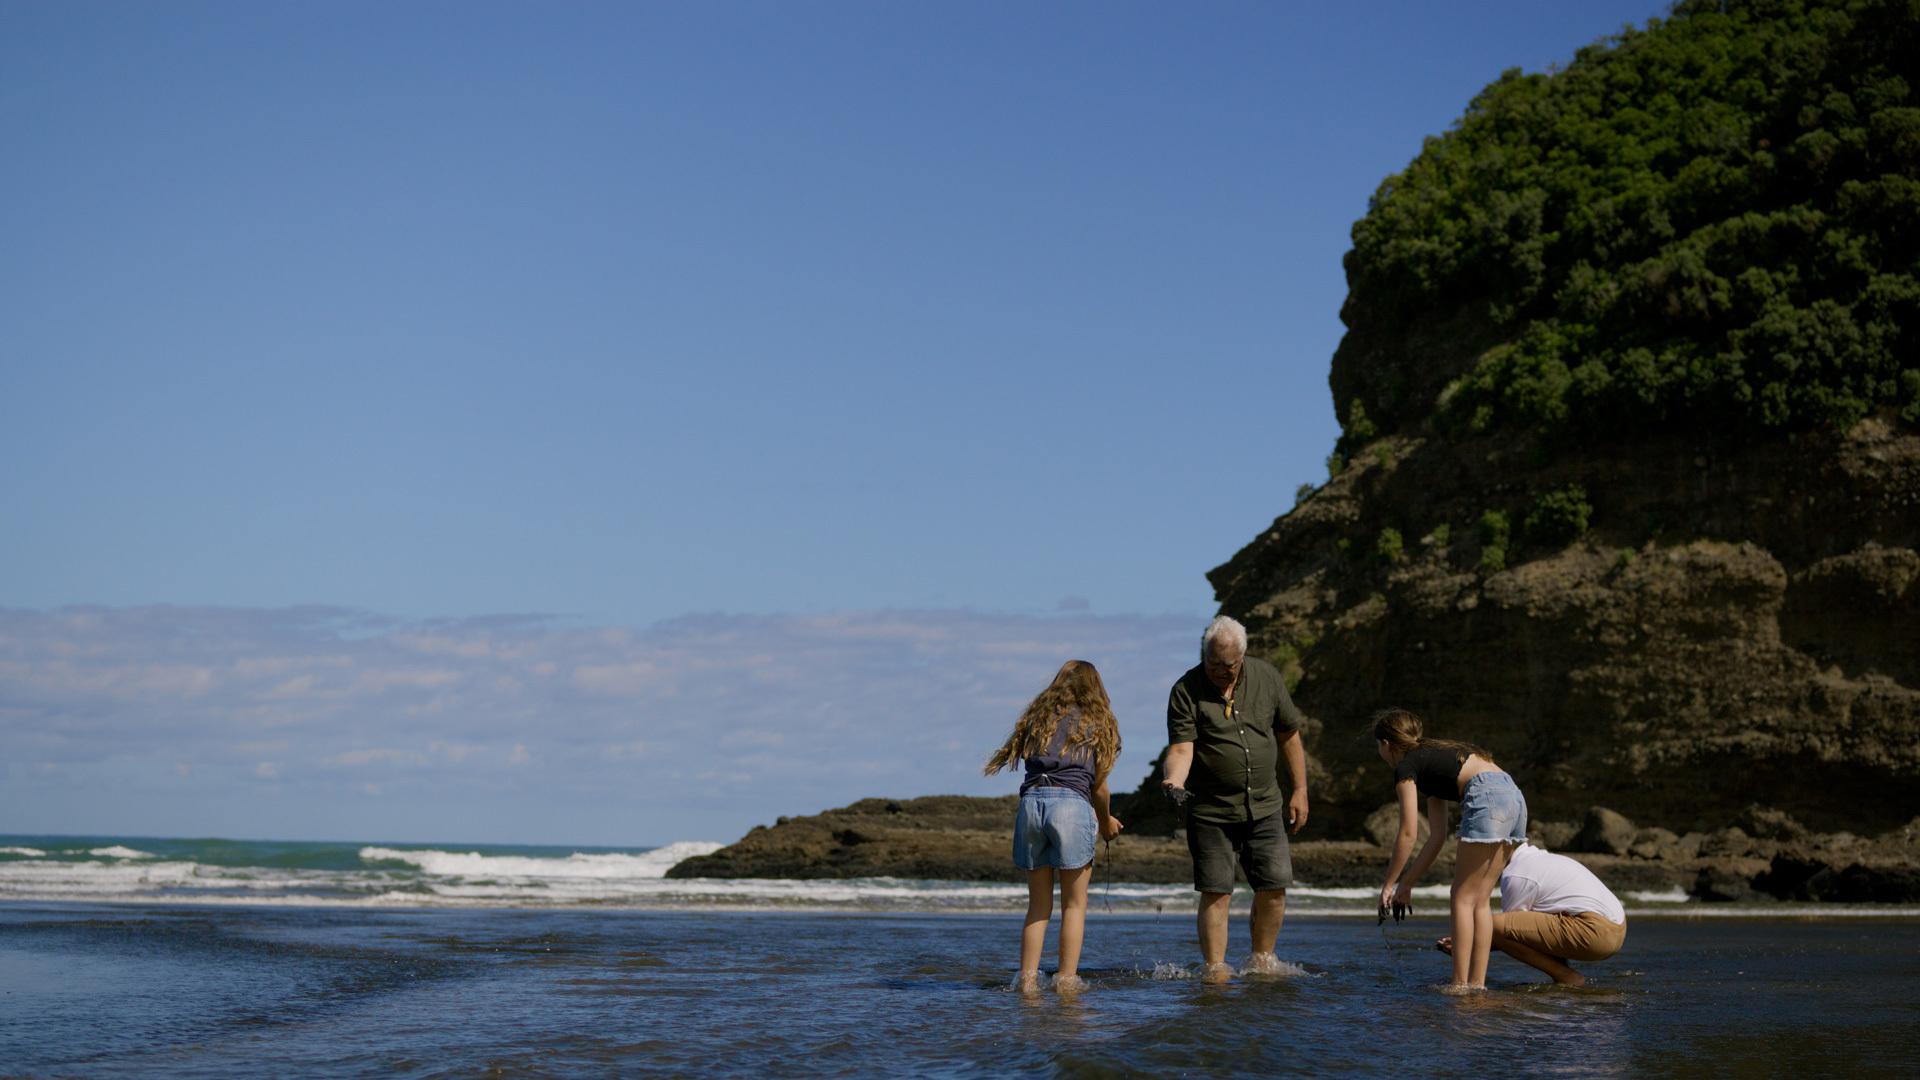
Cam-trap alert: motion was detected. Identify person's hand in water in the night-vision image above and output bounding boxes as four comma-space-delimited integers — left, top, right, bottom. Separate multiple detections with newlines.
1100, 815, 1124, 842
1378, 882, 1414, 923
1435, 936, 1453, 956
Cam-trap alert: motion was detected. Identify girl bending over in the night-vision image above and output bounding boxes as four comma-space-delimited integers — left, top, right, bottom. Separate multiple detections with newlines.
985, 660, 1125, 992
1373, 707, 1527, 989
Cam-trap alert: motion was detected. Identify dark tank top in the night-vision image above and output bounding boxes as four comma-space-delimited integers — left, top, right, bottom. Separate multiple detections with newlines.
1395, 744, 1468, 801
1020, 711, 1096, 803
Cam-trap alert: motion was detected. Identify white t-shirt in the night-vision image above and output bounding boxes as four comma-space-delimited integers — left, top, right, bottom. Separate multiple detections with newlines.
1499, 843, 1626, 924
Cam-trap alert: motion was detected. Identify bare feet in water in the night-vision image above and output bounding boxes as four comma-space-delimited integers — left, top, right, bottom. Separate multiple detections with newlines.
1013, 971, 1042, 994
1431, 937, 1485, 991
1052, 974, 1087, 995
1242, 952, 1296, 977
1201, 961, 1235, 985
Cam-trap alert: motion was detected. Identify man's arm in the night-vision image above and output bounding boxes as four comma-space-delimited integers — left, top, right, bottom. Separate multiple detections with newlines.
1164, 677, 1198, 794
1162, 742, 1194, 790
1281, 729, 1308, 834
1273, 676, 1308, 733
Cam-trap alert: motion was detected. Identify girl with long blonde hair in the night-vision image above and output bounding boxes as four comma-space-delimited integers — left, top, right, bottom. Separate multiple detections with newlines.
984, 659, 1124, 992
1372, 707, 1528, 989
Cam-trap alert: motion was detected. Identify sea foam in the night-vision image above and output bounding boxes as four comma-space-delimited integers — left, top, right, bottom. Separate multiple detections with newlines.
0, 836, 1912, 915
357, 841, 722, 879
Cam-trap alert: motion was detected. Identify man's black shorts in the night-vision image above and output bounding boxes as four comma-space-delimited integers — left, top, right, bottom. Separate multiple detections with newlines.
1187, 810, 1293, 893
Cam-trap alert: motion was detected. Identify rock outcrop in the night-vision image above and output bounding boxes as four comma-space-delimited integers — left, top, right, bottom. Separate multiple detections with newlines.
664, 795, 1381, 886
666, 796, 1920, 902
1205, 421, 1919, 840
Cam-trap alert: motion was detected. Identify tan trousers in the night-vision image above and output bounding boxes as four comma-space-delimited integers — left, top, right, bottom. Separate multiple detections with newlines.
1497, 910, 1626, 962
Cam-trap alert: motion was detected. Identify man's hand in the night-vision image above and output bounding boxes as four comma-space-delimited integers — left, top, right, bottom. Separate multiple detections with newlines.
1161, 782, 1190, 810
1286, 789, 1309, 835
1100, 815, 1124, 842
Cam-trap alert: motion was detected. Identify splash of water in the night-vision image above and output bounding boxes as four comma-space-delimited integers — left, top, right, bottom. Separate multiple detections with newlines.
1242, 952, 1309, 977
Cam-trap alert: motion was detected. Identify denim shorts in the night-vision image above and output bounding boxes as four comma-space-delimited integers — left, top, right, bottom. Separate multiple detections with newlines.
1013, 787, 1097, 871
1458, 771, 1528, 844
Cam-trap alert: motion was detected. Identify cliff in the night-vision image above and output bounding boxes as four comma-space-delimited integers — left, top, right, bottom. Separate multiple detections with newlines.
1210, 420, 1919, 838
1213, 0, 1919, 840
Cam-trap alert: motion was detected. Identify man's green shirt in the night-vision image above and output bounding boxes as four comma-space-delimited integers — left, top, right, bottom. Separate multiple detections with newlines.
1167, 655, 1305, 825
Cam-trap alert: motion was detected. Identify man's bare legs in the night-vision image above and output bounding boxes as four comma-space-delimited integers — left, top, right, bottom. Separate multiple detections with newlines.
1197, 891, 1233, 982
1251, 889, 1287, 953
1241, 889, 1290, 973
1197, 890, 1289, 980
1488, 912, 1586, 985
1492, 937, 1586, 986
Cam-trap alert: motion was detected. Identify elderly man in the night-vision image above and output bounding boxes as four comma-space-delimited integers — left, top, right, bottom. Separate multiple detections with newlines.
1161, 615, 1309, 981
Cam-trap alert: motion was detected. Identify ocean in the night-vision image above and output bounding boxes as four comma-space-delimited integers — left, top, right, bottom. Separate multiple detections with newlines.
3, 836, 1918, 1077
0, 834, 1714, 914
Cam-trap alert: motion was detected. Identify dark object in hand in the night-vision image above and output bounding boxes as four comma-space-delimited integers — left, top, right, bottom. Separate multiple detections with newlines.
1377, 901, 1412, 925
1162, 784, 1190, 809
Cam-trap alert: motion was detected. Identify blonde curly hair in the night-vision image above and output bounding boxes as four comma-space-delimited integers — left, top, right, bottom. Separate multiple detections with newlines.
984, 659, 1121, 779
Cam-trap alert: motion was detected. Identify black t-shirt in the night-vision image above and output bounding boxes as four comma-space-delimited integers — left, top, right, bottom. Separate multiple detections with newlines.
1394, 744, 1467, 802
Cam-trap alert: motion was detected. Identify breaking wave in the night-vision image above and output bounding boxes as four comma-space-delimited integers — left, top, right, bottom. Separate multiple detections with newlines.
0, 836, 1911, 915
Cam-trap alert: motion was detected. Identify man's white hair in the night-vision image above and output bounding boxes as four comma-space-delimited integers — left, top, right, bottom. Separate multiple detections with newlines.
1201, 615, 1248, 660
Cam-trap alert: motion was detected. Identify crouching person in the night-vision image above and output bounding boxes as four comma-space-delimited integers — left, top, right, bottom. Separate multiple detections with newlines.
1441, 842, 1626, 987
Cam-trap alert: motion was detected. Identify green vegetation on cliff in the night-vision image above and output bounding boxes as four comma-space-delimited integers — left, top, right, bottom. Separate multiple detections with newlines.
1208, 0, 1920, 841
1332, 0, 1920, 451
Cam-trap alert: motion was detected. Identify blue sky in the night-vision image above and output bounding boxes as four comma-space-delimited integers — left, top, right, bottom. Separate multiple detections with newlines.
2, 1, 1664, 845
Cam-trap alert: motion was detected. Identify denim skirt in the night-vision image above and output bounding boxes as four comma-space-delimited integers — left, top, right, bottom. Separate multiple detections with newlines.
1012, 787, 1097, 870
1458, 770, 1528, 844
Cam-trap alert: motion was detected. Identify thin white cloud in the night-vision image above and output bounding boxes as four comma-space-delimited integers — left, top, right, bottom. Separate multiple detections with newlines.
429, 740, 488, 764
324, 748, 430, 768
0, 604, 1199, 839
599, 740, 651, 761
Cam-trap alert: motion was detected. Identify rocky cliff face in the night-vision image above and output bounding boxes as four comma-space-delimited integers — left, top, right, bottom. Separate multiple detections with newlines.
1205, 419, 1919, 839
1220, 0, 1920, 843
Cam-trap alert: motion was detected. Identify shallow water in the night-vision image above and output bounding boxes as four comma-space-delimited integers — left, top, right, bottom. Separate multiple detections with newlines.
3, 903, 1916, 1078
